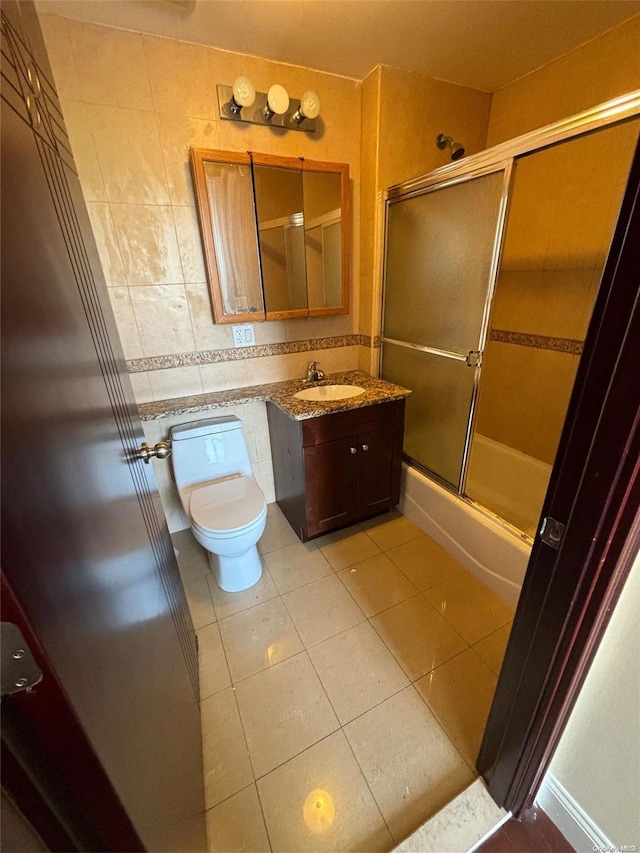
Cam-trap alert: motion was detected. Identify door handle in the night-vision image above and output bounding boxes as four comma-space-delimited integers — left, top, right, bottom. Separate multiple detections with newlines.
135, 441, 172, 463
349, 447, 357, 454
361, 444, 369, 451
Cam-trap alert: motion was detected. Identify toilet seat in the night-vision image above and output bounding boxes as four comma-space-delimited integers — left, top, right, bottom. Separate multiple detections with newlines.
189, 475, 266, 535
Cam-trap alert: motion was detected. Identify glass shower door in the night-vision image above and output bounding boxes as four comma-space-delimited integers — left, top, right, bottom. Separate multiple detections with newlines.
381, 168, 509, 490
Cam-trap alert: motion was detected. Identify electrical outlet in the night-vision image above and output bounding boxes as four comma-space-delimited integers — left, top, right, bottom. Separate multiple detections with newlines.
232, 324, 255, 348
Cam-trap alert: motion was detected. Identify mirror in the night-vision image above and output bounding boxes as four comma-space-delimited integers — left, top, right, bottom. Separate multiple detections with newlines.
191, 148, 349, 323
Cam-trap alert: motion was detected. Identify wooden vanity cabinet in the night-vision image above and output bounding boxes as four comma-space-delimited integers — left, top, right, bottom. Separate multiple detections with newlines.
267, 400, 405, 541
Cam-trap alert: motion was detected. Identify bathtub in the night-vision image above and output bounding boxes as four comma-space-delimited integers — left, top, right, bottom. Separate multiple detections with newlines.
399, 463, 532, 608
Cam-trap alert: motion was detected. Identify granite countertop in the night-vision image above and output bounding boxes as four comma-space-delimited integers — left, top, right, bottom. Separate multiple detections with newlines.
138, 370, 411, 422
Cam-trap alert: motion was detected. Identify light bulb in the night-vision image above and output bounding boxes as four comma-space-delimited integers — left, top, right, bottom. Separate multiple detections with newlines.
300, 90, 320, 119
230, 76, 255, 113
264, 84, 289, 119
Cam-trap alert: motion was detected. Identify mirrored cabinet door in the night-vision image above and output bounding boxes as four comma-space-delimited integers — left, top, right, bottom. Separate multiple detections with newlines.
303, 163, 349, 316
253, 157, 308, 320
191, 148, 349, 323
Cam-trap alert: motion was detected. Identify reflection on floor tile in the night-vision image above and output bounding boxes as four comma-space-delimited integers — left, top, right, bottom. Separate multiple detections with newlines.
257, 731, 393, 852
190, 510, 518, 851
284, 574, 365, 648
318, 528, 382, 571
258, 504, 299, 554
345, 686, 474, 844
182, 574, 216, 630
219, 598, 303, 683
197, 622, 230, 700
173, 528, 210, 580
235, 652, 339, 778
309, 622, 409, 724
415, 648, 498, 766
201, 688, 253, 808
473, 623, 513, 676
387, 536, 465, 591
206, 565, 279, 621
338, 553, 418, 617
371, 596, 468, 680
361, 511, 424, 552
424, 570, 514, 645
263, 540, 333, 594
206, 784, 269, 853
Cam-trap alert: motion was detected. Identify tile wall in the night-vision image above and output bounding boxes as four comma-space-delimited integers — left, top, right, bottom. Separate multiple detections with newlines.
39, 13, 363, 409
358, 66, 492, 373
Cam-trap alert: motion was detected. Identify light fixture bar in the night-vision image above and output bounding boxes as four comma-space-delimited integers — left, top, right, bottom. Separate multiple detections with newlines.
217, 84, 318, 133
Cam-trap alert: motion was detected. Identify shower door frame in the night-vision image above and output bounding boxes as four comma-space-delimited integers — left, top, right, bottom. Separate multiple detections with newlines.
380, 88, 640, 532
377, 91, 640, 817
380, 160, 513, 495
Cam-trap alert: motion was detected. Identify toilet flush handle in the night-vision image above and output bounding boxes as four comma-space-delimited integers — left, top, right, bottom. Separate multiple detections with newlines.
135, 440, 172, 463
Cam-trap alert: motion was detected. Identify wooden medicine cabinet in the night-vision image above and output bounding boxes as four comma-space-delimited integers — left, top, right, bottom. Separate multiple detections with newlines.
191, 149, 349, 323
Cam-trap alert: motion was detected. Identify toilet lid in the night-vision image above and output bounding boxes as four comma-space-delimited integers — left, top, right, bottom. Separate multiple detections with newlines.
189, 475, 266, 533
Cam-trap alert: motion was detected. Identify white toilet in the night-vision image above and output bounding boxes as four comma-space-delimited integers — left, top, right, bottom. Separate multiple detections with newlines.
171, 416, 267, 592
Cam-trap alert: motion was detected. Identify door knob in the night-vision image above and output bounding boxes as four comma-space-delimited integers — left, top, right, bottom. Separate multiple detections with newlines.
361, 444, 369, 451
135, 441, 171, 463
349, 447, 357, 454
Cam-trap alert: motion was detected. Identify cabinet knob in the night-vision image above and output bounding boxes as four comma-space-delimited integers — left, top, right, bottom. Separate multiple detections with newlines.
361, 444, 369, 451
349, 447, 357, 454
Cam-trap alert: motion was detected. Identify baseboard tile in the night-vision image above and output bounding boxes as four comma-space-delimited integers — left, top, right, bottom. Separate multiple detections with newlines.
536, 772, 613, 853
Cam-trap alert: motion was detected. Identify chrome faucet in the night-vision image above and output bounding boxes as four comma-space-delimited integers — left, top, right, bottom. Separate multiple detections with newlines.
306, 361, 325, 382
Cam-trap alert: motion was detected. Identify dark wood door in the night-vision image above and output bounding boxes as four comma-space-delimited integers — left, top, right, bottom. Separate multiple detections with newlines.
1, 3, 205, 850
357, 426, 404, 518
304, 437, 358, 536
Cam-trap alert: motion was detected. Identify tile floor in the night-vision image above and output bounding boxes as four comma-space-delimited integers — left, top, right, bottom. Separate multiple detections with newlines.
173, 506, 515, 853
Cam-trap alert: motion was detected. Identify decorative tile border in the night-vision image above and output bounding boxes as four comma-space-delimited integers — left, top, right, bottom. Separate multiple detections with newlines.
490, 329, 584, 355
127, 334, 372, 373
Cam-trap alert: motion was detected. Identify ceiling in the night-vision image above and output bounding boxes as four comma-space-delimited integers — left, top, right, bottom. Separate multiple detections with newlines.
37, 0, 640, 92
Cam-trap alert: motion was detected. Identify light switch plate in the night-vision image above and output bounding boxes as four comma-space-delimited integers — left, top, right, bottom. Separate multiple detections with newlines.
232, 324, 255, 348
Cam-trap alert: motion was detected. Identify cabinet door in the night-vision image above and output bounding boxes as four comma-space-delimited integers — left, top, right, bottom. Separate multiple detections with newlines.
304, 437, 358, 536
357, 426, 404, 518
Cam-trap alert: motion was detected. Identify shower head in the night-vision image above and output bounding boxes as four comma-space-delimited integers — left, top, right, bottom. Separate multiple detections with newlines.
436, 133, 466, 161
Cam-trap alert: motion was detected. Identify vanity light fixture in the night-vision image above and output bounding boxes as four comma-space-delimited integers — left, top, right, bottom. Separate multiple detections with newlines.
436, 133, 466, 161
292, 90, 320, 125
229, 76, 256, 114
217, 80, 320, 133
263, 84, 290, 120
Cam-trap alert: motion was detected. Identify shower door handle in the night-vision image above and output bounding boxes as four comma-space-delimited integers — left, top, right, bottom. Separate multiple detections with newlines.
466, 351, 482, 367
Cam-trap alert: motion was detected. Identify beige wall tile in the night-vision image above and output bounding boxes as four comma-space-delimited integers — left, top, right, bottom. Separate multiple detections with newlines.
110, 205, 183, 285
62, 102, 107, 202
65, 18, 153, 111
199, 361, 249, 392
156, 112, 219, 206
38, 14, 77, 102
88, 105, 170, 205
184, 283, 233, 350
487, 16, 640, 147
255, 459, 275, 504
149, 366, 203, 400
86, 203, 126, 286
130, 284, 196, 356
129, 371, 153, 404
143, 36, 217, 119
108, 287, 143, 358
172, 206, 207, 283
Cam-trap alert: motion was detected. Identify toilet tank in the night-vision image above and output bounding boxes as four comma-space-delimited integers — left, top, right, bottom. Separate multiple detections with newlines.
170, 416, 253, 487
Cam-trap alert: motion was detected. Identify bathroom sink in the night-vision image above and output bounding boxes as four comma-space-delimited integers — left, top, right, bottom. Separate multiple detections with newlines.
294, 384, 366, 402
